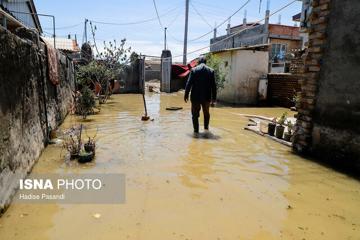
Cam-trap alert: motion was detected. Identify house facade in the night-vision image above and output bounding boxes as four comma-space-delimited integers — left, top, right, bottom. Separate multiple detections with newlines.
212, 45, 269, 105
293, 0, 312, 49
210, 11, 302, 73
0, 0, 42, 33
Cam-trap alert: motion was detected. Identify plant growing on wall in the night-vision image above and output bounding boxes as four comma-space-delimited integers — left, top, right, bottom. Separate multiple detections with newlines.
275, 112, 288, 139
277, 112, 288, 126
284, 120, 294, 142
289, 90, 302, 109
205, 53, 228, 91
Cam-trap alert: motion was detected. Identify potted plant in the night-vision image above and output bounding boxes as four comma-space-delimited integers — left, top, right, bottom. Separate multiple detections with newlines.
78, 150, 94, 163
268, 118, 277, 136
275, 112, 287, 139
84, 137, 96, 153
284, 120, 293, 142
63, 125, 82, 159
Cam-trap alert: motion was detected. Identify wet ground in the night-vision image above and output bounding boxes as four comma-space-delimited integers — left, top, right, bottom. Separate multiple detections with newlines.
1, 93, 360, 240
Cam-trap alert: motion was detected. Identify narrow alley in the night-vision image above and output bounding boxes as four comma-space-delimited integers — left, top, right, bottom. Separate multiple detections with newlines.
0, 93, 359, 240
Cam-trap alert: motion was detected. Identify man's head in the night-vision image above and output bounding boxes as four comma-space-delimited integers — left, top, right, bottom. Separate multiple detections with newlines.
198, 56, 207, 64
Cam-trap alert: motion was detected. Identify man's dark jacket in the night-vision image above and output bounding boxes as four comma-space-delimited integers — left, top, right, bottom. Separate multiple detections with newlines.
185, 63, 217, 103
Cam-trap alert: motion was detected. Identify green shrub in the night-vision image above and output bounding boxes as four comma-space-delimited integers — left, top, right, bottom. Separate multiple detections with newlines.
76, 86, 96, 119
205, 53, 228, 91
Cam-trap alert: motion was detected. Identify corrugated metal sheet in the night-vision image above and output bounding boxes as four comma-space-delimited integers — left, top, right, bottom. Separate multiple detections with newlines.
1, 0, 36, 29
42, 37, 80, 52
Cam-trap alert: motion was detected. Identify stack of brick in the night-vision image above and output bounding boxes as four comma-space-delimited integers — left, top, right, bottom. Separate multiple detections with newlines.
267, 74, 301, 108
293, 0, 330, 153
289, 55, 305, 75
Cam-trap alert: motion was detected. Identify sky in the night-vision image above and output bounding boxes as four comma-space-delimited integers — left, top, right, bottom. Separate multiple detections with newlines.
35, 0, 302, 61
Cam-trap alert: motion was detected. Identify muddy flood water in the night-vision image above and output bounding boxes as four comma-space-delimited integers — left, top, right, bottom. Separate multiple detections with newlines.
1, 92, 360, 240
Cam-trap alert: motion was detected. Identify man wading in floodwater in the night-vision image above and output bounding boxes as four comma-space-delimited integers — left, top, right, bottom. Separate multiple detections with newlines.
184, 56, 217, 137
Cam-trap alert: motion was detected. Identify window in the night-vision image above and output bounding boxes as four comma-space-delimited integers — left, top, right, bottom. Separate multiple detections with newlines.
271, 43, 287, 62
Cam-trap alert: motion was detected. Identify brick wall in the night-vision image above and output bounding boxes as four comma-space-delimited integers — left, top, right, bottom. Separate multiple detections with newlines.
289, 55, 305, 75
293, 0, 331, 154
293, 0, 360, 169
267, 73, 301, 108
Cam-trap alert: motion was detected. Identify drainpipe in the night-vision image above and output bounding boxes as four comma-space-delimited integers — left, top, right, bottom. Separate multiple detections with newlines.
39, 52, 50, 144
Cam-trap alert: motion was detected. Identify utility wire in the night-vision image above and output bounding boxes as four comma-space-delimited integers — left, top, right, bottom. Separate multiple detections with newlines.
169, 0, 297, 59
167, 9, 182, 28
188, 0, 251, 42
43, 23, 82, 30
152, 0, 184, 46
89, 21, 100, 56
90, 6, 178, 26
152, 0, 164, 29
191, 0, 234, 14
190, 1, 213, 29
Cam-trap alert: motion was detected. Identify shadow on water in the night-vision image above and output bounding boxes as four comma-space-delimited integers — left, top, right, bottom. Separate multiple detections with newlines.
77, 118, 96, 123
294, 151, 360, 181
187, 132, 221, 140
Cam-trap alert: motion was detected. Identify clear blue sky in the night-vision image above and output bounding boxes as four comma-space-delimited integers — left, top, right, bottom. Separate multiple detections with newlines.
35, 0, 302, 61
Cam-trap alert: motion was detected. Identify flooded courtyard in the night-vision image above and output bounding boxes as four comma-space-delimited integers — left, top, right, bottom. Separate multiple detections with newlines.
0, 93, 359, 240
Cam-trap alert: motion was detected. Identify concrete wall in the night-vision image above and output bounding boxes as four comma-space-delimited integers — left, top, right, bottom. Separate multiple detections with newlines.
113, 58, 143, 94
311, 0, 360, 167
210, 25, 267, 52
145, 70, 160, 81
215, 50, 269, 105
0, 27, 74, 213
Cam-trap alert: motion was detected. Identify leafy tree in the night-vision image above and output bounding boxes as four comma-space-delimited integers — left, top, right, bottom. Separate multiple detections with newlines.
76, 22, 139, 105
76, 61, 113, 88
205, 53, 228, 91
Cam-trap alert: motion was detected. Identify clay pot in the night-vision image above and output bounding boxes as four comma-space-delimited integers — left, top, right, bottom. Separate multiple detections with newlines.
268, 123, 276, 136
275, 125, 285, 139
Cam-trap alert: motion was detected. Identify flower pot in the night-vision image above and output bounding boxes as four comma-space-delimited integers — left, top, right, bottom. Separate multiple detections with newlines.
268, 123, 276, 136
275, 125, 285, 139
283, 132, 292, 142
84, 143, 95, 153
78, 151, 94, 163
70, 153, 79, 160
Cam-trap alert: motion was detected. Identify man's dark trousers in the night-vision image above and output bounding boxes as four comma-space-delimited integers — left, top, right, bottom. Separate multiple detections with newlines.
191, 101, 210, 133
184, 63, 217, 133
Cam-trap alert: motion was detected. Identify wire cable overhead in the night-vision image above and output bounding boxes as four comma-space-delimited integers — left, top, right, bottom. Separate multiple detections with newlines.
152, 0, 164, 29
190, 1, 213, 29
170, 0, 298, 59
90, 6, 178, 26
187, 0, 251, 42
